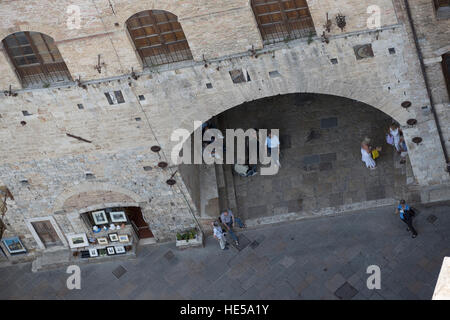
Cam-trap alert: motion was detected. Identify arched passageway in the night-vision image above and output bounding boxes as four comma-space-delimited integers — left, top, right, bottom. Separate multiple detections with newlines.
179, 93, 415, 224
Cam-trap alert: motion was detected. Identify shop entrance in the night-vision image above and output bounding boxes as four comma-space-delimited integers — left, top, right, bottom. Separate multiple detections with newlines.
126, 207, 154, 239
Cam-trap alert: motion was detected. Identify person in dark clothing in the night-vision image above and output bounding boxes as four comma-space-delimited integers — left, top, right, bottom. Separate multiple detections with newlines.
395, 199, 417, 238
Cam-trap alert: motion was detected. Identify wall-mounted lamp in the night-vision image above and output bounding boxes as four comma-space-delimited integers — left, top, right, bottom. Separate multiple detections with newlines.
94, 54, 106, 74
335, 13, 346, 32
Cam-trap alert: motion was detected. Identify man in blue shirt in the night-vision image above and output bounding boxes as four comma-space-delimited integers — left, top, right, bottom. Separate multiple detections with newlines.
395, 199, 417, 238
220, 209, 246, 246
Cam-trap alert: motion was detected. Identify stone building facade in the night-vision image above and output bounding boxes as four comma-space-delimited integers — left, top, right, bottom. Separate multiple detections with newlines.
0, 0, 448, 263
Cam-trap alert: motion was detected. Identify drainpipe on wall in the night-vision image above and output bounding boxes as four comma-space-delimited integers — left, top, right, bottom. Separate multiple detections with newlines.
403, 0, 450, 174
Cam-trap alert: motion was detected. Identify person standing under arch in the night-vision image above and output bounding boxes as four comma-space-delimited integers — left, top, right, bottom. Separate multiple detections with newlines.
361, 137, 376, 169
389, 123, 402, 153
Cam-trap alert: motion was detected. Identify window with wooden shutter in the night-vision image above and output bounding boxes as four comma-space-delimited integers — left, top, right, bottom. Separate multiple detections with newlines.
2, 31, 72, 88
251, 0, 315, 45
126, 10, 193, 67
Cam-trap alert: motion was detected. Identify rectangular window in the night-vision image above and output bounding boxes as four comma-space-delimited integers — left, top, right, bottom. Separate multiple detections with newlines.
104, 91, 125, 105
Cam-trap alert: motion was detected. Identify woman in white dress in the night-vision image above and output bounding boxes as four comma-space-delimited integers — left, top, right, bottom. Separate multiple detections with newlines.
361, 137, 376, 169
389, 123, 402, 152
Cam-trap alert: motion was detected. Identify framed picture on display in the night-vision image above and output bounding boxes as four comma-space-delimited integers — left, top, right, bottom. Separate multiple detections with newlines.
115, 246, 126, 254
118, 234, 129, 243
1, 236, 27, 254
97, 237, 108, 245
92, 210, 108, 225
66, 233, 89, 249
108, 233, 119, 242
89, 248, 98, 257
110, 211, 127, 223
106, 246, 115, 255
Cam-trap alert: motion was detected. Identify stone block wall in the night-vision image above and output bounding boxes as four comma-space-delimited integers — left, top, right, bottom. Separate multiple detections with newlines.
0, 0, 449, 257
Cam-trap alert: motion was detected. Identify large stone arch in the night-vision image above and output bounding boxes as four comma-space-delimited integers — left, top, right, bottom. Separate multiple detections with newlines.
52, 182, 145, 213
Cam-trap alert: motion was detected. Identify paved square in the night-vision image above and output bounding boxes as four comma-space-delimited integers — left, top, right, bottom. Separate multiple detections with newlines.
0, 202, 448, 300
217, 94, 411, 222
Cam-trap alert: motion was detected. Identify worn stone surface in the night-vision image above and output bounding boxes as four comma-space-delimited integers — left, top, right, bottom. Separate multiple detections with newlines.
218, 94, 409, 222
0, 202, 449, 299
0, 0, 448, 262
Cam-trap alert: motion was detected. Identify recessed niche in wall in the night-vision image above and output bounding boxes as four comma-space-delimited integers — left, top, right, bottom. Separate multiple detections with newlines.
104, 90, 125, 105
388, 48, 396, 55
269, 70, 281, 78
143, 166, 152, 171
20, 179, 29, 186
20, 121, 27, 126
229, 69, 251, 84
353, 44, 374, 60
85, 172, 95, 179
206, 83, 213, 89
22, 111, 32, 116
77, 104, 84, 109
330, 58, 338, 64
135, 117, 141, 121
138, 95, 145, 101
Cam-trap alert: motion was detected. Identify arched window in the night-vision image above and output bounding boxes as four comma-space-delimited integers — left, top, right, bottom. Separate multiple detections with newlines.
2, 31, 72, 88
126, 10, 193, 67
251, 0, 315, 45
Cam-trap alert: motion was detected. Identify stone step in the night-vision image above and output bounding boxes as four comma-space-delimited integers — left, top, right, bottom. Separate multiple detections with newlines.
31, 249, 71, 273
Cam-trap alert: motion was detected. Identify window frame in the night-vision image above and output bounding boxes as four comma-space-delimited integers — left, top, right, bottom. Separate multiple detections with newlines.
251, 0, 316, 45
2, 31, 72, 88
126, 10, 193, 67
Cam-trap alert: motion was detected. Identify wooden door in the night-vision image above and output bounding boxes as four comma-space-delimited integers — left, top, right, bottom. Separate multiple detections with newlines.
442, 53, 450, 97
125, 207, 154, 239
31, 220, 63, 248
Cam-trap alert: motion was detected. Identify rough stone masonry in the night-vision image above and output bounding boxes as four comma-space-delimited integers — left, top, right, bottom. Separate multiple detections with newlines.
0, 0, 448, 262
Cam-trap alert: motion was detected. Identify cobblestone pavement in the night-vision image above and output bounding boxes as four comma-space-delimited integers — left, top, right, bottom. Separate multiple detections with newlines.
1, 201, 449, 300
218, 93, 415, 221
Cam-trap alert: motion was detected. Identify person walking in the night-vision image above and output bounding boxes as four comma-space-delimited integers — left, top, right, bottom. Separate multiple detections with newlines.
212, 221, 228, 250
220, 209, 246, 246
389, 123, 402, 153
395, 199, 418, 238
361, 137, 376, 169
265, 130, 281, 166
399, 134, 408, 164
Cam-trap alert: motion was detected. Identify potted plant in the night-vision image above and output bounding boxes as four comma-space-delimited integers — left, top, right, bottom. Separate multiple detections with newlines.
175, 228, 202, 249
